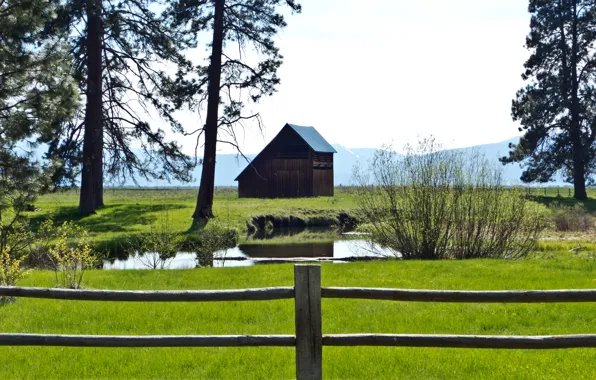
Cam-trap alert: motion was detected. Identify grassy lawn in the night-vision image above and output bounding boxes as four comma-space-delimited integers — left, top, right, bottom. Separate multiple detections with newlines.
1, 260, 596, 379
27, 187, 596, 257
30, 188, 356, 247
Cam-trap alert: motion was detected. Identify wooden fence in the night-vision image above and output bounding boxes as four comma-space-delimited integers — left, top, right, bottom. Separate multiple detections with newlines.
2, 264, 596, 380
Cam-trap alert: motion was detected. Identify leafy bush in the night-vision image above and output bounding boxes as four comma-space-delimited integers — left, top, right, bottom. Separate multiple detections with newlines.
353, 137, 549, 260
192, 222, 238, 267
0, 249, 26, 288
549, 203, 594, 232
0, 219, 33, 301
41, 221, 96, 289
130, 208, 182, 269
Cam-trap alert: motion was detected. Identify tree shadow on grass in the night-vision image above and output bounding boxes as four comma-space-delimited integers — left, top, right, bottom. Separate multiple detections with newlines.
29, 203, 187, 234
529, 195, 596, 212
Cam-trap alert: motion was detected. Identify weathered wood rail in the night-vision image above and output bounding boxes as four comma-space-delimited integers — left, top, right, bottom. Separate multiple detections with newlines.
0, 286, 295, 301
321, 287, 596, 302
1, 264, 596, 380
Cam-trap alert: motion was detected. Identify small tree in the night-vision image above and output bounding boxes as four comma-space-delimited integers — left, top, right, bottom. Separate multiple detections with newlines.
354, 137, 549, 260
192, 221, 237, 267
132, 208, 181, 269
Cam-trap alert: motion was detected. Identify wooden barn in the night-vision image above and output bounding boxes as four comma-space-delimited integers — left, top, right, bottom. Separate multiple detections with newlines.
235, 123, 336, 198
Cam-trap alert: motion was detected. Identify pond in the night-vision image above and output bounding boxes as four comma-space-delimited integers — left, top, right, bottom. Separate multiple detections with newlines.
103, 238, 398, 270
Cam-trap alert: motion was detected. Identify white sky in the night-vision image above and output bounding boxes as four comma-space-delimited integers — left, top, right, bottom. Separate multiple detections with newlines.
172, 0, 531, 155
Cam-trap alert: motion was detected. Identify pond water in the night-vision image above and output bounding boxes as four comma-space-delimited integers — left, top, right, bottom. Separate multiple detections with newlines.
103, 239, 397, 270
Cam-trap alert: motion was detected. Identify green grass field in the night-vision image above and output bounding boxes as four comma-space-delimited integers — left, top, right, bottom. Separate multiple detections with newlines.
1, 260, 596, 379
28, 187, 596, 257
31, 188, 356, 247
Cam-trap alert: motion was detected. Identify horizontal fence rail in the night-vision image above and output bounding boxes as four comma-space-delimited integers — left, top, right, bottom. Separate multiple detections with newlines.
0, 286, 294, 302
323, 334, 596, 349
3, 265, 596, 380
0, 334, 295, 347
321, 287, 596, 303
6, 286, 596, 303
5, 333, 595, 350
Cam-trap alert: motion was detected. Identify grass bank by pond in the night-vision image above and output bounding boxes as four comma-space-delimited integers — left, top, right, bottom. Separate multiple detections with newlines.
1, 260, 595, 379
30, 188, 358, 254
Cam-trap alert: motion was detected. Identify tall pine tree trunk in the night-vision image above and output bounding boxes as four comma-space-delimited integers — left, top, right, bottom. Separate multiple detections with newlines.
93, 128, 104, 207
572, 152, 587, 199
79, 0, 103, 215
571, 90, 587, 199
192, 0, 224, 225
570, 1, 587, 200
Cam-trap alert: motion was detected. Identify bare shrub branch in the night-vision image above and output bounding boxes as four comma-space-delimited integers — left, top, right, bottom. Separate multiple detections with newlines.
353, 137, 549, 260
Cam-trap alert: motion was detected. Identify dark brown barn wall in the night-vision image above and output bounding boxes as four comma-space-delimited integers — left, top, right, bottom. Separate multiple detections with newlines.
313, 169, 333, 196
270, 158, 312, 197
238, 158, 271, 198
312, 153, 334, 196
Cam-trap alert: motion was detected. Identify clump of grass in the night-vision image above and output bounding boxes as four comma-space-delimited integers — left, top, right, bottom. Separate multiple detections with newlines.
264, 220, 274, 233
549, 203, 594, 232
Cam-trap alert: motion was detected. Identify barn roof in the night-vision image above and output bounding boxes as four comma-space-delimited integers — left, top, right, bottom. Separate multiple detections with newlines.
286, 124, 337, 153
234, 123, 336, 181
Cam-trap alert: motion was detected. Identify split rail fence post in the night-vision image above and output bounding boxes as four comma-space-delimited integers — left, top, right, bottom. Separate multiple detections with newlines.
294, 265, 322, 380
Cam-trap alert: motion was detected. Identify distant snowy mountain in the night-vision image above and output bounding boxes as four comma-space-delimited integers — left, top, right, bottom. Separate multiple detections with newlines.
450, 137, 525, 186
113, 137, 539, 187
91, 135, 581, 188
31, 135, 550, 188
332, 137, 528, 186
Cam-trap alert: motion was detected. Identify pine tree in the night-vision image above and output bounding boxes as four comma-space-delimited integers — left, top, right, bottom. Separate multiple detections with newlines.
47, 0, 197, 215
168, 0, 301, 224
1, 0, 79, 221
501, 0, 596, 199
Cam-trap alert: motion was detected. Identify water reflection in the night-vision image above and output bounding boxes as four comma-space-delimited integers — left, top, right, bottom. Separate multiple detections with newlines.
103, 239, 397, 270
247, 226, 338, 241
237, 242, 334, 258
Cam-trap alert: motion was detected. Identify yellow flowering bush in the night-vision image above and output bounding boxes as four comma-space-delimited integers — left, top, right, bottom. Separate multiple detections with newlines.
0, 221, 32, 301
45, 221, 96, 289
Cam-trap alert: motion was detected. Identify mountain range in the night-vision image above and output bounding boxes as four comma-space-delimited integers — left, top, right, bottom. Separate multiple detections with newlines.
115, 136, 560, 188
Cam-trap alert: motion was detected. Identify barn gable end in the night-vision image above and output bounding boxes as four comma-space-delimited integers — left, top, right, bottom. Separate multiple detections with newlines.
235, 124, 336, 198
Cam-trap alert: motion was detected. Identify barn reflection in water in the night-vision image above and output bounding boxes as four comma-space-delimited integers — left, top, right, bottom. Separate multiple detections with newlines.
237, 242, 334, 258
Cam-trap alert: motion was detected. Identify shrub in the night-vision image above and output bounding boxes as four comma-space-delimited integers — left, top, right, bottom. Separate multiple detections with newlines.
43, 221, 96, 289
193, 222, 238, 267
133, 208, 181, 269
353, 137, 549, 260
0, 249, 26, 288
549, 203, 594, 232
0, 220, 32, 301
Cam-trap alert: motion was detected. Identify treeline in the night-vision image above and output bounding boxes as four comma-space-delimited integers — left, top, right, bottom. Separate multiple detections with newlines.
0, 0, 301, 230
4, 0, 596, 235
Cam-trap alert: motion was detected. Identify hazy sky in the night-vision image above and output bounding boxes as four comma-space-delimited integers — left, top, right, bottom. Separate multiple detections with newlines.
173, 0, 532, 155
